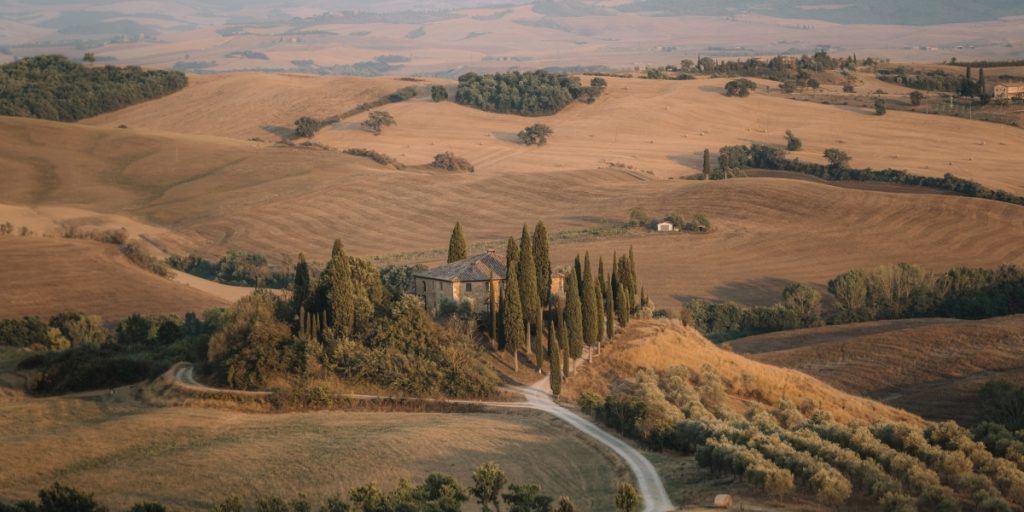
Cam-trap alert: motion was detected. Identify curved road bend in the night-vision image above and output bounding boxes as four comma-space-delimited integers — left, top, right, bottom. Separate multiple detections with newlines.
173, 364, 674, 512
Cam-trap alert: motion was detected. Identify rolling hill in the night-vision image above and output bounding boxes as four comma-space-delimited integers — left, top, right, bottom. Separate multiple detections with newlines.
727, 316, 1024, 424
0, 237, 227, 320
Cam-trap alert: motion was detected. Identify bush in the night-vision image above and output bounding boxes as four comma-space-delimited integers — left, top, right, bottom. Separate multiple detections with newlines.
517, 123, 553, 146
724, 79, 757, 97
0, 55, 187, 122
432, 152, 475, 172
431, 85, 449, 102
875, 98, 888, 116
361, 111, 396, 135
343, 148, 405, 169
785, 130, 803, 151
294, 116, 322, 138
120, 240, 170, 276
910, 91, 925, 106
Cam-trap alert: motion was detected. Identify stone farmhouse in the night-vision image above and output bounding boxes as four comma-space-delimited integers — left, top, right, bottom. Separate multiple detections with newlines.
414, 250, 564, 313
994, 83, 1024, 101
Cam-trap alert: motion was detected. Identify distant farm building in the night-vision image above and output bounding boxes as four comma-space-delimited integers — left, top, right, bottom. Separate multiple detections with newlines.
657, 221, 675, 232
994, 83, 1024, 101
414, 251, 564, 313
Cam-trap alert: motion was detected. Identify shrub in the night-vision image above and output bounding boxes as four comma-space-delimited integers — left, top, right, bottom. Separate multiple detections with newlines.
431, 85, 449, 102
517, 123, 553, 146
361, 111, 396, 135
875, 98, 888, 115
294, 116, 322, 138
120, 240, 170, 276
910, 91, 925, 106
724, 79, 757, 97
343, 148, 405, 169
432, 152, 475, 172
824, 148, 851, 169
785, 130, 803, 151
843, 83, 856, 93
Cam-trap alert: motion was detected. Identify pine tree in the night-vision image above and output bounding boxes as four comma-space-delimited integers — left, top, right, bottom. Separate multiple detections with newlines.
581, 253, 599, 361
518, 225, 541, 360
502, 260, 525, 372
533, 221, 551, 306
448, 222, 468, 263
703, 148, 712, 180
292, 253, 312, 314
548, 320, 562, 397
564, 272, 584, 367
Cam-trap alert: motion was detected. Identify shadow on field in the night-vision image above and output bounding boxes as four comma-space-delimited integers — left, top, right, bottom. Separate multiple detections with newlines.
261, 125, 293, 138
675, 277, 797, 306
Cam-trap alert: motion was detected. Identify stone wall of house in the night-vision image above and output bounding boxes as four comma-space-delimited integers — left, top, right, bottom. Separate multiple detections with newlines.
416, 276, 563, 313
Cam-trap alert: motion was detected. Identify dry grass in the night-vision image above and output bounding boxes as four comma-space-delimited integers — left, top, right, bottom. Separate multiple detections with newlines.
561, 320, 922, 425
2, 116, 1021, 313
0, 237, 226, 320
727, 315, 1024, 424
0, 396, 624, 511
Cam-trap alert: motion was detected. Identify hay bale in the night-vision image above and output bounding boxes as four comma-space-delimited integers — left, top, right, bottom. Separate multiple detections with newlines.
713, 494, 733, 509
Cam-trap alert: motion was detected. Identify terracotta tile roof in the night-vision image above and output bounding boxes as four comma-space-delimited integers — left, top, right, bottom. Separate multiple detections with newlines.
414, 252, 507, 282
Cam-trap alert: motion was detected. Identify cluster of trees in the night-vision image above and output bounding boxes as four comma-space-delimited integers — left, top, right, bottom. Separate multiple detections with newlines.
0, 463, 639, 512
208, 240, 497, 398
579, 364, 1024, 510
979, 381, 1024, 431
361, 111, 396, 135
0, 55, 187, 121
517, 123, 553, 146
688, 52, 855, 80
431, 85, 448, 102
431, 152, 475, 172
454, 71, 606, 116
879, 65, 991, 103
720, 140, 1024, 206
627, 208, 711, 233
293, 86, 416, 138
168, 251, 292, 288
724, 79, 757, 97
685, 263, 1024, 342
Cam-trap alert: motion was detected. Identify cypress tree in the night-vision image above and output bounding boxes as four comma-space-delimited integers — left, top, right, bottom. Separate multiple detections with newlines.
595, 274, 605, 354
564, 272, 584, 368
629, 246, 638, 300
503, 260, 525, 372
316, 239, 355, 337
703, 148, 712, 180
581, 253, 599, 361
574, 255, 583, 295
558, 303, 570, 378
597, 257, 608, 343
448, 222, 468, 263
293, 253, 312, 314
605, 274, 615, 340
533, 221, 551, 306
979, 67, 987, 99
518, 225, 541, 358
506, 235, 519, 268
548, 320, 561, 397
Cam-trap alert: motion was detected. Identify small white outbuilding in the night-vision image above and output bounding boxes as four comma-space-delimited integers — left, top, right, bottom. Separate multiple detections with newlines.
657, 221, 675, 232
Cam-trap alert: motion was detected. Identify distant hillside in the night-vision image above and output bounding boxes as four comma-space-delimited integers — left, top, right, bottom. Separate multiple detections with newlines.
619, 0, 1024, 25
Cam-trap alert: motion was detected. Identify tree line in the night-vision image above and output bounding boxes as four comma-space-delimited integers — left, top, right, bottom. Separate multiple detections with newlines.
0, 462, 644, 512
454, 71, 606, 116
0, 55, 187, 121
685, 263, 1024, 342
168, 252, 292, 288
715, 138, 1024, 207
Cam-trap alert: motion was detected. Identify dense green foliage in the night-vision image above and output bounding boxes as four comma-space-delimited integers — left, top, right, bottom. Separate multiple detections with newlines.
2, 464, 572, 512
737, 143, 1024, 206
687, 263, 1024, 341
455, 71, 605, 116
785, 130, 802, 151
878, 67, 964, 93
168, 251, 291, 288
724, 79, 757, 97
0, 55, 187, 121
294, 116, 322, 138
518, 123, 554, 146
431, 85, 449, 102
447, 222, 468, 263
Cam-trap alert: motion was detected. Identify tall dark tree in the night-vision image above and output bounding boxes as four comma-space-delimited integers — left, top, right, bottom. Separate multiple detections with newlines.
581, 253, 599, 361
548, 321, 562, 397
506, 236, 519, 274
605, 273, 616, 339
518, 225, 541, 360
448, 222, 468, 263
703, 148, 712, 180
564, 272, 584, 368
533, 221, 551, 306
314, 240, 355, 337
558, 304, 570, 379
292, 253, 312, 313
502, 258, 525, 372
614, 256, 630, 328
595, 273, 606, 353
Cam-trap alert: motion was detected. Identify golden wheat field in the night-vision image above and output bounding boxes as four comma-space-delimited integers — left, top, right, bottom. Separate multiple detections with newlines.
0, 396, 624, 511
727, 315, 1024, 424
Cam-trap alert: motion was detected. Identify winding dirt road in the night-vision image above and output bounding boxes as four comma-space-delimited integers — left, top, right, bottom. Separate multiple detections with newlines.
172, 364, 674, 511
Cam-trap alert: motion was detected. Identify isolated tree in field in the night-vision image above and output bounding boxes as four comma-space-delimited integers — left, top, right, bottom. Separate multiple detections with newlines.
472, 462, 508, 512
518, 123, 553, 146
556, 496, 577, 512
533, 221, 551, 306
82, 52, 96, 64
581, 253, 599, 361
564, 272, 584, 366
910, 91, 925, 106
615, 483, 642, 512
518, 225, 541, 360
362, 110, 396, 135
702, 148, 712, 179
294, 116, 321, 138
448, 222, 468, 263
431, 85, 449, 102
874, 98, 887, 116
785, 130, 803, 151
292, 253, 312, 313
824, 148, 851, 169
549, 321, 562, 396
502, 257, 525, 372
